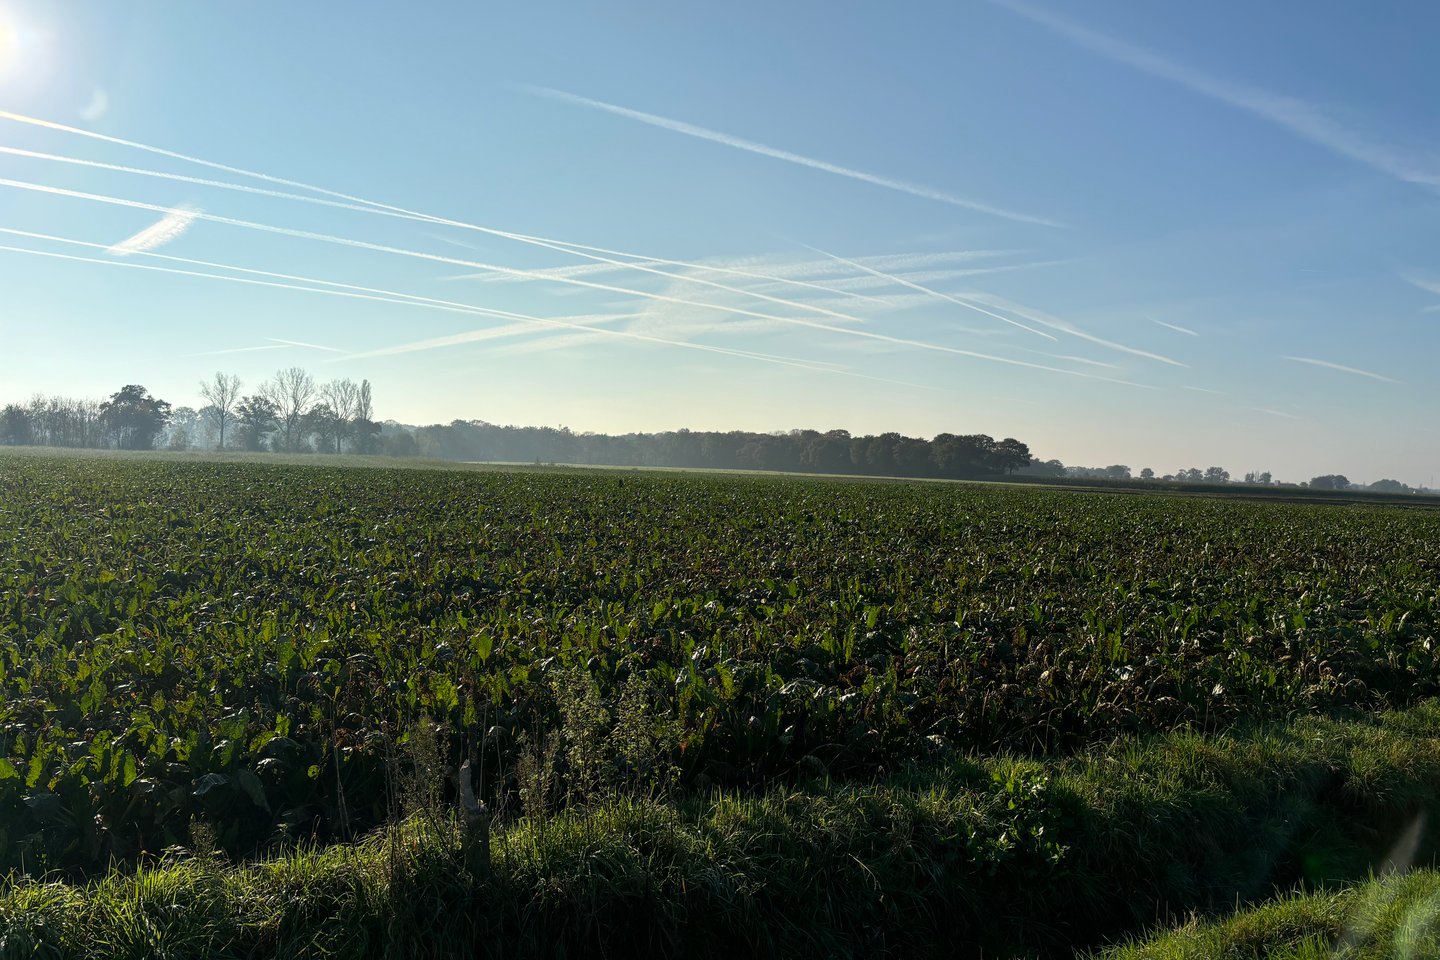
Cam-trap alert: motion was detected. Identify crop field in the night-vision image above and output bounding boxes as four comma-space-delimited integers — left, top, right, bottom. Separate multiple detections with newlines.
3, 452, 1440, 957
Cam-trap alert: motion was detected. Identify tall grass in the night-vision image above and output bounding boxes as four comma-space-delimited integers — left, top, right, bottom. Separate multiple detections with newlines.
6, 702, 1440, 958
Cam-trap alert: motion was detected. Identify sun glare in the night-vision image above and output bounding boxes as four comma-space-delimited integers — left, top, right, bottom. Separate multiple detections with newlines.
0, 6, 49, 88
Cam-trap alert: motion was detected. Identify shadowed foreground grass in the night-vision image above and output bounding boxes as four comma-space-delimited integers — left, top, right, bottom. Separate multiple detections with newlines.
7, 703, 1440, 958
1099, 870, 1440, 959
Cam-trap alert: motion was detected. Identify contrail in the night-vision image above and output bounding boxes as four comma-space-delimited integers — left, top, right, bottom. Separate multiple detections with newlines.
523, 86, 1066, 227
266, 337, 344, 354
1283, 355, 1401, 383
186, 344, 292, 358
1182, 385, 1227, 396
341, 317, 634, 359
987, 0, 1440, 188
452, 227, 886, 330
1255, 407, 1303, 421
0, 227, 939, 388
1152, 318, 1199, 336
0, 177, 1153, 387
108, 204, 199, 255
801, 243, 1058, 341
960, 291, 1188, 367
1045, 353, 1119, 369
490, 233, 894, 307
0, 141, 889, 316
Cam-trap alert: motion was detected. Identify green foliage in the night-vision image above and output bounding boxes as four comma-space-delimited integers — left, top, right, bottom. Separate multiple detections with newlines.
0, 453, 1438, 880
7, 702, 1440, 958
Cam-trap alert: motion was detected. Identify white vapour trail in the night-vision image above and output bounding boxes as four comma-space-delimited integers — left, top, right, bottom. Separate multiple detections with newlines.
0, 178, 1152, 388
187, 344, 292, 358
961, 291, 1188, 367
0, 227, 933, 389
523, 86, 1066, 227
0, 239, 870, 377
1182, 385, 1228, 396
988, 0, 1440, 188
454, 249, 1017, 290
0, 142, 888, 315
0, 224, 568, 318
267, 337, 344, 354
451, 226, 887, 329
1283, 355, 1402, 383
108, 204, 199, 255
1255, 408, 1303, 421
342, 318, 636, 359
738, 264, 1063, 299
802, 243, 1058, 341
1046, 354, 1119, 369
1152, 318, 1199, 336
491, 234, 894, 306
1401, 274, 1440, 296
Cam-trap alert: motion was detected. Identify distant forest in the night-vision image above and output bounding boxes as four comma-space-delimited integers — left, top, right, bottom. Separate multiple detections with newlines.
0, 369, 1425, 491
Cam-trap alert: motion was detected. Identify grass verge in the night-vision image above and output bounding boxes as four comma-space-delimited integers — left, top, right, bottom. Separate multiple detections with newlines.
7, 702, 1440, 958
1097, 869, 1440, 959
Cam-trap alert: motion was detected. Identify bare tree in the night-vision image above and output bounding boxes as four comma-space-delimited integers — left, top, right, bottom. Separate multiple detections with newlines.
264, 367, 316, 452
355, 379, 373, 424
319, 378, 360, 454
198, 372, 243, 451
352, 379, 377, 454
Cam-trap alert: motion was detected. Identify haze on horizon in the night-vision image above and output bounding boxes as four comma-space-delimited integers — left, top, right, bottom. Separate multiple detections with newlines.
0, 2, 1437, 486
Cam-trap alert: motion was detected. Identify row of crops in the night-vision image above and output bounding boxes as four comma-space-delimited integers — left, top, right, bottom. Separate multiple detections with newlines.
2, 453, 1439, 876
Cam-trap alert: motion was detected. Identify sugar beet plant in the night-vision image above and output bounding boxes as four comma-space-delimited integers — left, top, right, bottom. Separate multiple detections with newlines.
1, 454, 1438, 876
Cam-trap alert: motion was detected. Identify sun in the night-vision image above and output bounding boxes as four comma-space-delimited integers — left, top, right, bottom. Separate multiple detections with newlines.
0, 6, 55, 94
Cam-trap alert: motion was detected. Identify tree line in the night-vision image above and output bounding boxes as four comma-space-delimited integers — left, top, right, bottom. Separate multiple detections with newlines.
394, 421, 1036, 479
1021, 461, 1419, 494
0, 369, 379, 455
1, 373, 1036, 479
4, 376, 1420, 491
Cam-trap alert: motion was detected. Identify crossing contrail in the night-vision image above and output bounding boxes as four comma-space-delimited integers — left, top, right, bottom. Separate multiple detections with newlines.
0, 226, 939, 388
0, 176, 1154, 388
801, 243, 1058, 341
522, 86, 1066, 227
0, 139, 889, 315
108, 204, 200, 255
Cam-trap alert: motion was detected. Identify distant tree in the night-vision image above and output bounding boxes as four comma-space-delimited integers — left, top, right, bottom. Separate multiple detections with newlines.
1104, 464, 1131, 480
319, 378, 361, 454
1243, 471, 1273, 485
305, 402, 338, 454
992, 438, 1033, 475
166, 406, 202, 451
1018, 458, 1066, 478
351, 379, 379, 454
0, 404, 31, 445
932, 433, 993, 478
1139, 467, 1154, 480
198, 372, 243, 451
1369, 478, 1410, 493
234, 395, 278, 452
381, 429, 420, 458
100, 385, 171, 450
264, 367, 315, 452
1203, 466, 1230, 484
1309, 474, 1351, 491
1178, 468, 1204, 482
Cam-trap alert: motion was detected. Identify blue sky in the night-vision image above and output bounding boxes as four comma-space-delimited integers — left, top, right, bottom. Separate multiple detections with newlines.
0, 1, 1437, 484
